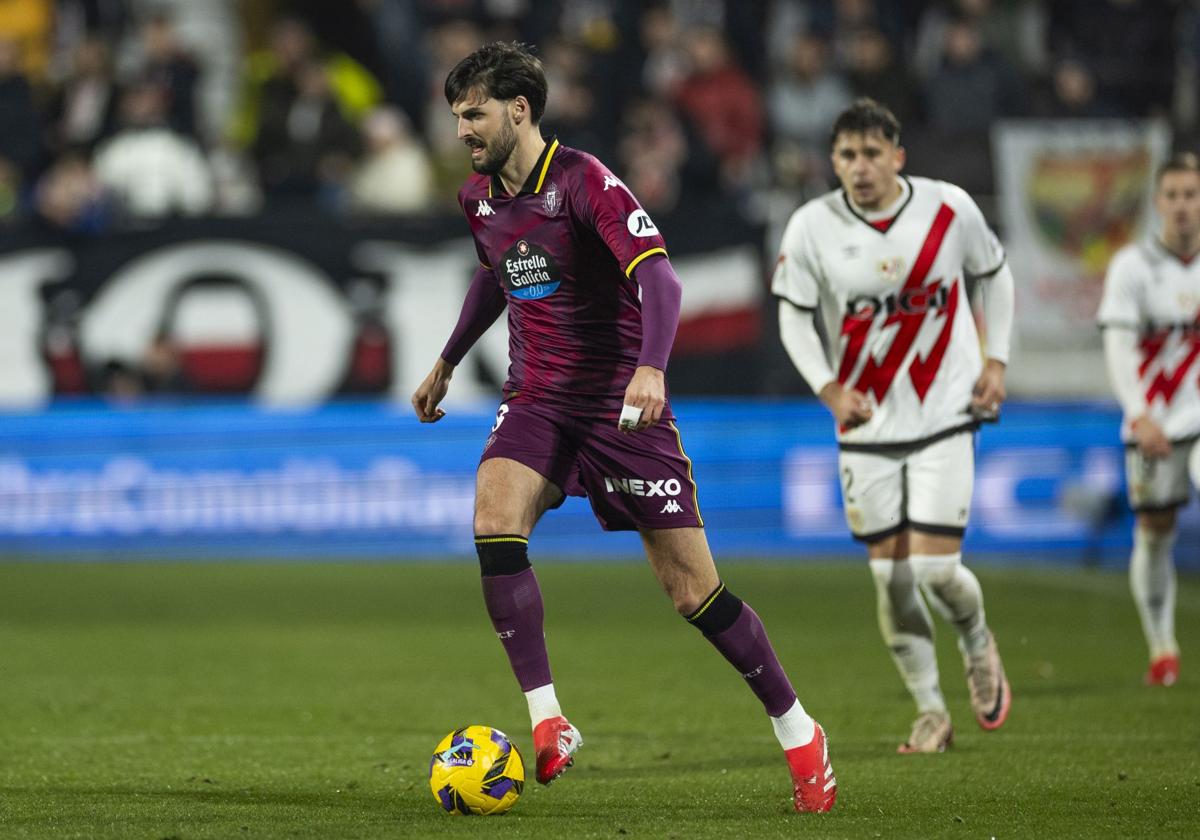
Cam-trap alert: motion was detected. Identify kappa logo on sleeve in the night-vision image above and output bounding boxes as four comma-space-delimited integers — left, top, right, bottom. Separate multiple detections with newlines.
627, 209, 659, 237
476, 200, 494, 217
603, 174, 622, 191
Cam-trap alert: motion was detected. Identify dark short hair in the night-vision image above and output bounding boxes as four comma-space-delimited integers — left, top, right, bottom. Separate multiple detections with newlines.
444, 41, 548, 123
1157, 151, 1200, 184
829, 98, 901, 149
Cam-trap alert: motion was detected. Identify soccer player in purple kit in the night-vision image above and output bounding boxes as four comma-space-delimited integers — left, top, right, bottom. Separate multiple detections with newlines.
411, 42, 837, 813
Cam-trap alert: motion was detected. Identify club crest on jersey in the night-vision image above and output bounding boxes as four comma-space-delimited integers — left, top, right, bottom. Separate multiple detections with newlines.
501, 239, 561, 300
877, 256, 906, 284
542, 182, 561, 215
627, 209, 659, 237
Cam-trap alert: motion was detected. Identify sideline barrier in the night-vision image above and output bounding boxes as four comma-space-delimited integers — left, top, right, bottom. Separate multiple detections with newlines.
0, 400, 1195, 566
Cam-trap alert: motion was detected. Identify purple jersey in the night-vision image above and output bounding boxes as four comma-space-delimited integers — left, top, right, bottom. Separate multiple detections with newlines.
458, 139, 672, 420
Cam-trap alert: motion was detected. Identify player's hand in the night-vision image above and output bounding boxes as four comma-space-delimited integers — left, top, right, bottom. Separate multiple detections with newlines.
819, 381, 873, 429
1131, 414, 1172, 459
411, 358, 453, 423
970, 358, 1007, 420
620, 365, 666, 433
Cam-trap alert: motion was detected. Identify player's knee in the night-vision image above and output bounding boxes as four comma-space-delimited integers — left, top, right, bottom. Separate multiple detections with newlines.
1136, 510, 1176, 535
908, 553, 961, 587
683, 582, 744, 636
473, 507, 522, 537
475, 535, 531, 577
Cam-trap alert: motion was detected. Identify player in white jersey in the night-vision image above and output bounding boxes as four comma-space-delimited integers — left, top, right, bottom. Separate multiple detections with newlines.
1098, 152, 1200, 688
773, 99, 1015, 753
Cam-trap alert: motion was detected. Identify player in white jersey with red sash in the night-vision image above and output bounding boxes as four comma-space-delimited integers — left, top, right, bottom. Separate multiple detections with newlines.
773, 100, 1015, 754
1098, 152, 1200, 688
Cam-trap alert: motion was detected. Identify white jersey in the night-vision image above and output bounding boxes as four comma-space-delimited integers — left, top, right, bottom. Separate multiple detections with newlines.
773, 176, 1006, 446
1097, 239, 1200, 443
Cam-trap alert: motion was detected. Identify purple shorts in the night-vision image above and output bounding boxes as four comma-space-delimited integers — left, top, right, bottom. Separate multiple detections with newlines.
480, 401, 705, 531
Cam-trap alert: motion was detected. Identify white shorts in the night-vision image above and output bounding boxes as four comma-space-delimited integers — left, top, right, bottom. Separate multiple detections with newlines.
1126, 436, 1199, 512
838, 431, 975, 543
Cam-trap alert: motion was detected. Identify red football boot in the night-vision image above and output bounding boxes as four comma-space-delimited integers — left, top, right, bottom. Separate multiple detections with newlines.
1145, 654, 1180, 686
533, 715, 582, 785
785, 722, 837, 813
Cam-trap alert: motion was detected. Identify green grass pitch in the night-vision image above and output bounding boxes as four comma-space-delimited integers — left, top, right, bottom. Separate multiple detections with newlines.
0, 560, 1197, 839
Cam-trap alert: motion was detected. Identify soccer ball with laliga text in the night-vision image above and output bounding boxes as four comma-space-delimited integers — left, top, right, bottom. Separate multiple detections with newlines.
428, 725, 525, 815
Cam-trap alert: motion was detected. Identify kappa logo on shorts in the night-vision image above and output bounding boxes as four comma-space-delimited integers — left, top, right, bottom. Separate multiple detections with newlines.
604, 476, 682, 498
660, 499, 683, 514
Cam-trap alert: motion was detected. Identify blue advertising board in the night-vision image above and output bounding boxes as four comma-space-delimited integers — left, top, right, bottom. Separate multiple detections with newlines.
0, 400, 1195, 567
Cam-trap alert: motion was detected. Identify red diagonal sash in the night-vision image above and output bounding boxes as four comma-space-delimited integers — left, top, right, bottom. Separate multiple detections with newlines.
842, 203, 956, 402
1143, 313, 1200, 404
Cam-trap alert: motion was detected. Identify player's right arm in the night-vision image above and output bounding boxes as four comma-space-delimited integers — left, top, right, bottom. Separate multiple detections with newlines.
773, 208, 872, 429
411, 265, 507, 423
1098, 247, 1170, 457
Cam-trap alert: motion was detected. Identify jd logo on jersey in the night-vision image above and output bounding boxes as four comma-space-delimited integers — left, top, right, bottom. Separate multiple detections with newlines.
627, 209, 658, 237
501, 239, 561, 300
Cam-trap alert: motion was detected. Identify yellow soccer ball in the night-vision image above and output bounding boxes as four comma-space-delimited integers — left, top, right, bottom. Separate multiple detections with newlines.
428, 725, 525, 815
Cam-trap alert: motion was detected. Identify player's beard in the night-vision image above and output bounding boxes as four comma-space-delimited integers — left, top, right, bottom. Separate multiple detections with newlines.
472, 113, 518, 176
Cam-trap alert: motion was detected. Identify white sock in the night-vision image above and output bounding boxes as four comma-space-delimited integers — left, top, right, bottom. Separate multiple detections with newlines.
524, 683, 562, 728
870, 560, 946, 714
1131, 527, 1179, 659
910, 553, 989, 657
771, 698, 817, 750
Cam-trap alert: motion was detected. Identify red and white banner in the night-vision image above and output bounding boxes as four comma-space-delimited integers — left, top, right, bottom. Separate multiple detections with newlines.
0, 216, 765, 407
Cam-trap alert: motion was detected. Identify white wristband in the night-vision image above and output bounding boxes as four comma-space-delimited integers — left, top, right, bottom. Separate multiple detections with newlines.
618, 404, 643, 429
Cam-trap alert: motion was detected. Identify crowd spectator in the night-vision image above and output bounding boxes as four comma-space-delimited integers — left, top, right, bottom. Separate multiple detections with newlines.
1035, 58, 1124, 119
673, 25, 764, 189
45, 35, 119, 154
252, 59, 361, 205
843, 26, 914, 126
138, 15, 199, 138
768, 32, 853, 155
0, 0, 1193, 234
349, 106, 433, 215
1049, 0, 1175, 117
33, 150, 111, 232
921, 15, 1025, 133
92, 79, 213, 218
231, 16, 381, 154
0, 36, 41, 185
913, 0, 1048, 82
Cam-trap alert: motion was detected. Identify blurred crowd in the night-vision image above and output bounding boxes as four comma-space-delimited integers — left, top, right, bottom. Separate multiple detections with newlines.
0, 0, 1193, 234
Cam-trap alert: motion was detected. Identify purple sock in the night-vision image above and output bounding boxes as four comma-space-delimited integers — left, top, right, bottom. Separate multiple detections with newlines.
690, 586, 798, 717
481, 567, 553, 692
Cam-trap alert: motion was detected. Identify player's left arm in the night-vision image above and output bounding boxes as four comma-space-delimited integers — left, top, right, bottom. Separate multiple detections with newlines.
569, 157, 673, 432
971, 262, 1014, 415
953, 185, 1013, 416
623, 254, 681, 432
